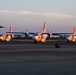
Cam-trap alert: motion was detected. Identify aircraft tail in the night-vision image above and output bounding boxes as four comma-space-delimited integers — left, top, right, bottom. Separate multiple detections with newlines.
9, 26, 12, 35
9, 26, 14, 38
74, 27, 76, 35
43, 22, 46, 33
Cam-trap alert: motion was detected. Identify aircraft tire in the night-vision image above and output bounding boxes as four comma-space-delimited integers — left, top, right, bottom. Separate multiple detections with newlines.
34, 40, 37, 44
67, 40, 70, 43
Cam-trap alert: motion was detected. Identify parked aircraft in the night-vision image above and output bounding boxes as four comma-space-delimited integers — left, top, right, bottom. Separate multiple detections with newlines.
66, 27, 76, 42
33, 22, 49, 43
51, 27, 76, 42
0, 26, 14, 42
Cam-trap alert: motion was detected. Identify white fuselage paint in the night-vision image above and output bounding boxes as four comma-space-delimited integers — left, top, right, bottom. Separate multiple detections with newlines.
68, 35, 76, 42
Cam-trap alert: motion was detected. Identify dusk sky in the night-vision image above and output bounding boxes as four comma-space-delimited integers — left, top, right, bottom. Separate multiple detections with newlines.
0, 0, 76, 34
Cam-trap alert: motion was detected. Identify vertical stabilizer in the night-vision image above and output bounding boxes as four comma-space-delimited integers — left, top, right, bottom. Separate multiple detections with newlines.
74, 27, 76, 35
43, 22, 46, 33
10, 26, 12, 35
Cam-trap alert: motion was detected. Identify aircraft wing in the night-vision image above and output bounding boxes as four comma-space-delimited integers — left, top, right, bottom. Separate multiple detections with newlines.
51, 33, 73, 39
0, 26, 6, 28
6, 32, 28, 38
52, 33, 73, 35
28, 32, 38, 36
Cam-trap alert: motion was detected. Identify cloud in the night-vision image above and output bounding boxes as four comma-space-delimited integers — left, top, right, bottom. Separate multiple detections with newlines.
0, 10, 74, 18
0, 10, 35, 15
41, 13, 73, 18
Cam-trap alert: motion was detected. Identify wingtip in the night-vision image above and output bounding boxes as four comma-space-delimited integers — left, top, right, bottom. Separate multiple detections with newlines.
0, 26, 7, 28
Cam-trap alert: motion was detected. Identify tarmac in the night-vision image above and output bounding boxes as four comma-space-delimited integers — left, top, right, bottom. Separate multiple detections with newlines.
0, 39, 76, 62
